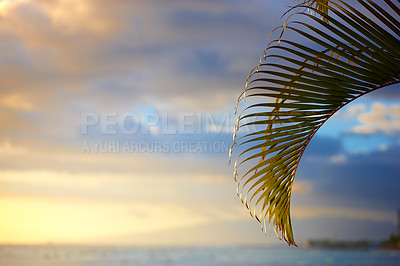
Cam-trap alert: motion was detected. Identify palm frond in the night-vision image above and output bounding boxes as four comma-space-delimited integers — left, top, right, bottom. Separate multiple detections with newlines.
230, 0, 400, 246
296, 0, 330, 19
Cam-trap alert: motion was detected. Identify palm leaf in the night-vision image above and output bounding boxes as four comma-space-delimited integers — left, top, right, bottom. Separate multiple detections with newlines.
230, 0, 400, 246
295, 0, 330, 19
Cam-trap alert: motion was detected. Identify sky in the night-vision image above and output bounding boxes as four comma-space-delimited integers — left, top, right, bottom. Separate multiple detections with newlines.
0, 0, 399, 246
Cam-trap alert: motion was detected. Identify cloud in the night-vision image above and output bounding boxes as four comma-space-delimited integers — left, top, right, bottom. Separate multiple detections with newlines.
0, 93, 34, 111
293, 216, 396, 241
292, 181, 312, 195
0, 141, 27, 155
195, 174, 230, 185
0, 0, 278, 106
37, 0, 120, 35
297, 140, 400, 211
353, 103, 400, 135
333, 103, 366, 120
0, 0, 289, 157
292, 206, 396, 224
330, 154, 347, 164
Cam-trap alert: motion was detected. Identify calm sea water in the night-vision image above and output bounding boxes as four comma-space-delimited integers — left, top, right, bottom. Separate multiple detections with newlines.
0, 245, 399, 266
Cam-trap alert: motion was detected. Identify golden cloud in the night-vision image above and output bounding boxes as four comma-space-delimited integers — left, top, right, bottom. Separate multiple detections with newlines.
353, 103, 400, 134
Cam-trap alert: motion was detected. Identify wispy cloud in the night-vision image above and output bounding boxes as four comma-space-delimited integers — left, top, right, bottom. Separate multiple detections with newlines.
292, 206, 396, 224
353, 103, 400, 135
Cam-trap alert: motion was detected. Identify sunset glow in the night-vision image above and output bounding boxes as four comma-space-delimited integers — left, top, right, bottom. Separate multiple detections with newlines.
0, 0, 399, 246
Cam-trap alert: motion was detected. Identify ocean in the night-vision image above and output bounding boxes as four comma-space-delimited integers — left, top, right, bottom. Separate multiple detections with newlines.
0, 245, 399, 266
